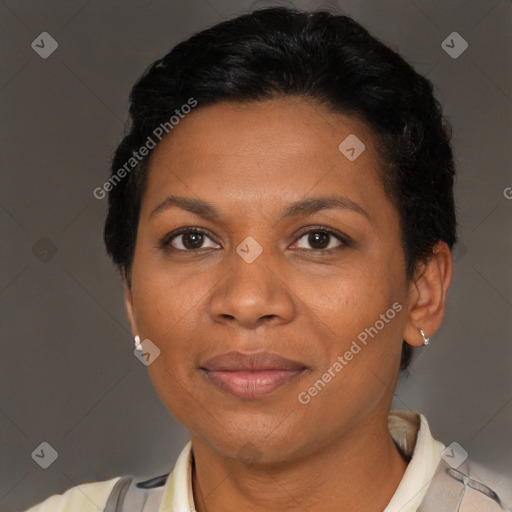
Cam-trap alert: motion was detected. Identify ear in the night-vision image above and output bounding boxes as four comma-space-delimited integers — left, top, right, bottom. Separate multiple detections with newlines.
403, 241, 453, 347
122, 268, 138, 336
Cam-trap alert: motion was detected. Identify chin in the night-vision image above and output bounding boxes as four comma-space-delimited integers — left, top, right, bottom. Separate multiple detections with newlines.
194, 415, 309, 466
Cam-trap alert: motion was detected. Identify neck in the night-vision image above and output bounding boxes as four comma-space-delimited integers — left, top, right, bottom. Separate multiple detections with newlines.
190, 412, 408, 512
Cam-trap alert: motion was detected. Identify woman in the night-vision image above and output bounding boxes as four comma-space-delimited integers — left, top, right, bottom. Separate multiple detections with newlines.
25, 7, 508, 512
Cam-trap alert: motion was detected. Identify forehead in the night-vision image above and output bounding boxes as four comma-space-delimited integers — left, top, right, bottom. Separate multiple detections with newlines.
149, 97, 379, 165
141, 97, 390, 222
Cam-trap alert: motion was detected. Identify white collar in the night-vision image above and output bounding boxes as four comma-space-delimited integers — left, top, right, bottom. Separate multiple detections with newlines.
159, 409, 445, 512
384, 410, 445, 511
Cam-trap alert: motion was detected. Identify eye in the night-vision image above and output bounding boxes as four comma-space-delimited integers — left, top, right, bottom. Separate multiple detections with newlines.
162, 228, 220, 251
292, 227, 349, 251
161, 226, 350, 253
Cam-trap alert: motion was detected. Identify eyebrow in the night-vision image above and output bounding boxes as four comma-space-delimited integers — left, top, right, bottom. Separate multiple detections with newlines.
149, 194, 370, 221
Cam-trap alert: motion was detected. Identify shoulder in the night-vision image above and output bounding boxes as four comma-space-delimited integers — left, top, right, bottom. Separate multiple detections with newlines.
420, 457, 511, 511
465, 458, 512, 509
24, 476, 122, 512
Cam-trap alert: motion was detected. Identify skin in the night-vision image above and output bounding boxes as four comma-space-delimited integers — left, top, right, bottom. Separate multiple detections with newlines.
124, 97, 453, 512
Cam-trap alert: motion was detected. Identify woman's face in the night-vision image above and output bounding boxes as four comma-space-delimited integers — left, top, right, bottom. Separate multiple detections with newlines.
126, 97, 413, 463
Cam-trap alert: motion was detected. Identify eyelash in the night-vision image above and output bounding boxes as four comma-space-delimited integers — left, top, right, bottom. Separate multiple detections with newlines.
159, 226, 351, 253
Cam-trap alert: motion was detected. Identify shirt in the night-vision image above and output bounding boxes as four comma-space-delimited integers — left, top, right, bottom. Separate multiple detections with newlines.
24, 409, 446, 511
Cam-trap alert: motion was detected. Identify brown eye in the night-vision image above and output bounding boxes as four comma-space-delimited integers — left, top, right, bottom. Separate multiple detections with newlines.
180, 232, 205, 250
293, 228, 349, 251
163, 228, 220, 251
307, 232, 330, 249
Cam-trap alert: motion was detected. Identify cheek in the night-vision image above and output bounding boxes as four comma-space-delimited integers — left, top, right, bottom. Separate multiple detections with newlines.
305, 258, 400, 331
131, 258, 200, 335
131, 270, 206, 420
129, 270, 206, 403
299, 256, 406, 386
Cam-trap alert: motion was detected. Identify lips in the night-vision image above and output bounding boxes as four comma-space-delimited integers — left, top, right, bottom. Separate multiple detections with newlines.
201, 351, 307, 399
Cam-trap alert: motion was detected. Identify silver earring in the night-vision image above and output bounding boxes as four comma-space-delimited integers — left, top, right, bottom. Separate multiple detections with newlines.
419, 329, 430, 346
134, 335, 143, 352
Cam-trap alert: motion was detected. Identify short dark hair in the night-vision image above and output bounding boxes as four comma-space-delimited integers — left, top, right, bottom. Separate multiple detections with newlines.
103, 7, 457, 373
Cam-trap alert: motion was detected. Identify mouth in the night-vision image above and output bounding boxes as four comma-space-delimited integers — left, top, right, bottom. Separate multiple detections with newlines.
200, 351, 307, 399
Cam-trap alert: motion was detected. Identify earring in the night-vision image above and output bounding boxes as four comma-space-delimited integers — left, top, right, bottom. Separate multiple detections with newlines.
134, 335, 143, 352
419, 329, 430, 346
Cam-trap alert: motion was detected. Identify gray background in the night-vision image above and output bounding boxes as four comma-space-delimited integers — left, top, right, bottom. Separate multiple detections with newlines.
1, 0, 511, 510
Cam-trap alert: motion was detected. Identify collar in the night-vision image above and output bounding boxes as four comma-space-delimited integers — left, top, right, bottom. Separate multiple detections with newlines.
384, 410, 445, 511
159, 409, 445, 512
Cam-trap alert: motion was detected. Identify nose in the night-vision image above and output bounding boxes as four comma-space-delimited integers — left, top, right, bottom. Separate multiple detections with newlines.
208, 246, 296, 329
